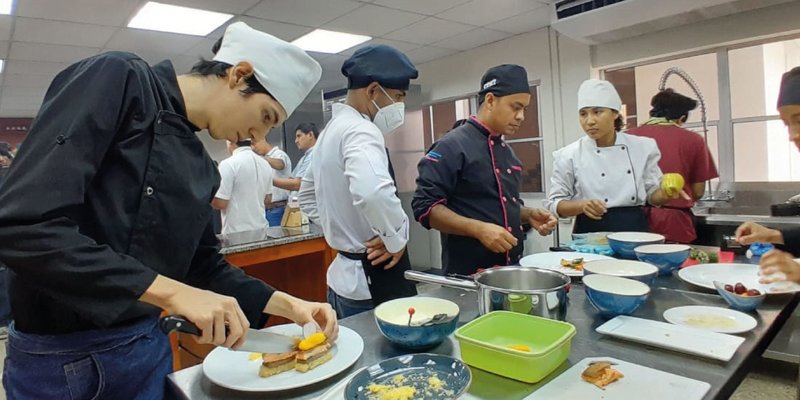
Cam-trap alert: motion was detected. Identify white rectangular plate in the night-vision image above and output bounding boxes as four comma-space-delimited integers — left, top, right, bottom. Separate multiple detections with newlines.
526, 357, 710, 400
596, 316, 745, 362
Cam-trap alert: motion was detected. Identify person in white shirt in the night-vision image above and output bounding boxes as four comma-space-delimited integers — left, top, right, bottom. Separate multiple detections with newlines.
213, 140, 273, 234
543, 79, 687, 234
273, 122, 317, 199
252, 138, 291, 225
299, 45, 418, 318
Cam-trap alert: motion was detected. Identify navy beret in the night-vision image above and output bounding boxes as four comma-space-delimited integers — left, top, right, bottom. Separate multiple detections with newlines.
341, 45, 418, 90
479, 64, 529, 102
778, 66, 800, 108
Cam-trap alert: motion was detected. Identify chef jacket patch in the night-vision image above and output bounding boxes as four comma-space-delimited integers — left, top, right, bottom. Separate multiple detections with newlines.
424, 151, 442, 162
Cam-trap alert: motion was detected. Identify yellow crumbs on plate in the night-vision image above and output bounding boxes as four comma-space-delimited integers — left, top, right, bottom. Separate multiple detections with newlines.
367, 384, 416, 400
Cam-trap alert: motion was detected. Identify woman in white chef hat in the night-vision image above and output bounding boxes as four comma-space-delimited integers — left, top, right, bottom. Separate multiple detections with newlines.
544, 79, 688, 234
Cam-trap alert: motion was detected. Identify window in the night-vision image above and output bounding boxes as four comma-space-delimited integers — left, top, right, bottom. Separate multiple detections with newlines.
421, 85, 544, 193
602, 36, 800, 184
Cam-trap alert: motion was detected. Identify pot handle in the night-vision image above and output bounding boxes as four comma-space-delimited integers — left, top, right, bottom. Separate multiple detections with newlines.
404, 270, 479, 291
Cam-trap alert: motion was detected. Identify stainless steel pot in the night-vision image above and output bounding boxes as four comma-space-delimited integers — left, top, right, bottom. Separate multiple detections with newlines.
405, 267, 570, 321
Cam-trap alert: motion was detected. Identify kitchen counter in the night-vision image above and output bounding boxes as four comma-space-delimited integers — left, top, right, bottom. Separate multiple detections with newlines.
693, 208, 800, 228
170, 223, 335, 371
217, 224, 325, 255
167, 277, 798, 399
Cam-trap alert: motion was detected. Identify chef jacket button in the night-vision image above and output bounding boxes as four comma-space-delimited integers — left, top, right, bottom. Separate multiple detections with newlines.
506, 226, 512, 232
145, 186, 154, 196
627, 170, 631, 174
495, 168, 500, 174
55, 135, 66, 145
601, 173, 605, 177
604, 198, 608, 202
157, 118, 162, 124
501, 142, 506, 147
631, 196, 635, 201
503, 196, 507, 202
506, 168, 512, 174
596, 150, 600, 154
512, 197, 517, 203
520, 225, 524, 231
621, 146, 626, 150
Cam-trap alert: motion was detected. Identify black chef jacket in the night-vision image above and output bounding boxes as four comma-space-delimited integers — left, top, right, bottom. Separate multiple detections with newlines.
413, 118, 525, 275
0, 52, 274, 334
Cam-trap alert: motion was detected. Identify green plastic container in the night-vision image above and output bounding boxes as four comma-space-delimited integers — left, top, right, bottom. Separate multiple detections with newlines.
455, 311, 576, 383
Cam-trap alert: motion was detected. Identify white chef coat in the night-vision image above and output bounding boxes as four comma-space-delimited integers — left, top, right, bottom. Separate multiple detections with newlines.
289, 145, 314, 200
266, 146, 292, 202
216, 147, 273, 234
543, 131, 662, 217
299, 103, 409, 301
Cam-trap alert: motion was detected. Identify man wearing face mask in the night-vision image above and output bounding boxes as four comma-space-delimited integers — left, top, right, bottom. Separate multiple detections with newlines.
299, 45, 418, 318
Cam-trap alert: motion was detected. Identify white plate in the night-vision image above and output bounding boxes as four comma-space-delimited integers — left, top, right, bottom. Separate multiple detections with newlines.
596, 316, 744, 362
202, 325, 363, 392
663, 305, 757, 334
678, 263, 800, 294
525, 357, 710, 400
519, 252, 614, 276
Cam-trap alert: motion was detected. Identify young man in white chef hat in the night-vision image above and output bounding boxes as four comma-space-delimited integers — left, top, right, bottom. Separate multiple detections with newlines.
0, 22, 337, 398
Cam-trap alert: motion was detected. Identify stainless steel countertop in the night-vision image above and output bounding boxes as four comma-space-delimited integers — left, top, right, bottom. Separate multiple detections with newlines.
167, 274, 799, 400
693, 208, 800, 227
216, 224, 325, 255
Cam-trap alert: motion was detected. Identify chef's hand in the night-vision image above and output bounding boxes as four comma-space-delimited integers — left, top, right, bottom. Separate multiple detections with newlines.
758, 250, 800, 284
476, 222, 518, 253
364, 236, 406, 270
265, 292, 339, 342
663, 188, 692, 201
735, 222, 784, 245
527, 208, 557, 236
581, 200, 607, 220
142, 275, 250, 349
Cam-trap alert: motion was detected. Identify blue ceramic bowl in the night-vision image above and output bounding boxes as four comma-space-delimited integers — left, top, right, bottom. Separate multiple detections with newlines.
635, 244, 691, 276
374, 297, 460, 349
583, 274, 650, 318
713, 280, 765, 312
608, 232, 666, 259
345, 353, 471, 399
583, 259, 658, 285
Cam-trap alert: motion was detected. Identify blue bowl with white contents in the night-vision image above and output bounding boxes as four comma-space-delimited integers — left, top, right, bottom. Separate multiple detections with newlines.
634, 244, 691, 276
374, 297, 460, 350
608, 232, 666, 259
583, 274, 650, 318
582, 259, 658, 285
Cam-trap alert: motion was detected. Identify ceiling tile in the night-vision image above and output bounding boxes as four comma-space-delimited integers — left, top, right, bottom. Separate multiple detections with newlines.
372, 0, 468, 15
318, 54, 349, 72
246, 0, 363, 27
183, 38, 217, 59
0, 108, 38, 118
162, 0, 262, 14
383, 18, 474, 45
13, 17, 117, 48
0, 94, 46, 108
0, 41, 9, 58
404, 46, 459, 64
0, 15, 11, 41
9, 42, 100, 63
323, 4, 425, 37
432, 28, 511, 50
3, 74, 57, 89
105, 28, 204, 55
486, 6, 552, 34
17, 0, 142, 26
339, 38, 419, 56
208, 17, 313, 41
437, 0, 544, 26
1, 86, 50, 97
4, 60, 70, 75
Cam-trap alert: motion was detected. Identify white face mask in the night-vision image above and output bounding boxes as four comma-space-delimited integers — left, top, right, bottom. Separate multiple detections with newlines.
371, 86, 405, 134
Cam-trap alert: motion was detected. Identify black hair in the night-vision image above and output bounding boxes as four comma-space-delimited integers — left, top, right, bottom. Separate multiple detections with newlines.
189, 36, 272, 97
649, 88, 698, 121
235, 140, 252, 147
295, 122, 319, 139
614, 115, 624, 132
451, 119, 468, 131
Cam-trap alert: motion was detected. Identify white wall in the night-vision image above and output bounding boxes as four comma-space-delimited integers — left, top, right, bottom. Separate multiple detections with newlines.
592, 0, 800, 69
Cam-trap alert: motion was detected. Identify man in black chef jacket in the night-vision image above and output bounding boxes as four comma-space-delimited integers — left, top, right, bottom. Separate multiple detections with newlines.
413, 64, 558, 276
0, 22, 337, 399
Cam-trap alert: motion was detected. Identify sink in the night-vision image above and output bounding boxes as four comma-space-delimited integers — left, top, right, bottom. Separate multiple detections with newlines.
701, 206, 771, 216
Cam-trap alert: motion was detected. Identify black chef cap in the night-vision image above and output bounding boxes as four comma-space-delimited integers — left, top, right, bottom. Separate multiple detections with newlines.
341, 45, 418, 90
778, 66, 800, 107
479, 64, 529, 104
